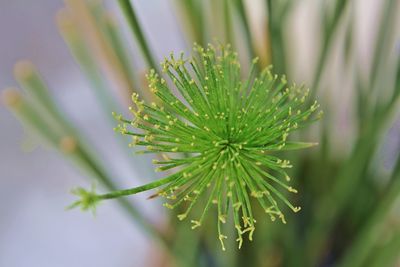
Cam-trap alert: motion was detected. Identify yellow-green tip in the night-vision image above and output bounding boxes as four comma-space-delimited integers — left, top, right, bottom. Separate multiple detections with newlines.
67, 185, 100, 214
1, 88, 22, 108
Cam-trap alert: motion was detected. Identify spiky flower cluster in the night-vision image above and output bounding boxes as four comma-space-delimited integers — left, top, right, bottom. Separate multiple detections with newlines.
114, 44, 320, 250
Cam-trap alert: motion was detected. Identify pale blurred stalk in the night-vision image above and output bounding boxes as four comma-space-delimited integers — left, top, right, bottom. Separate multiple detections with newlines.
2, 64, 170, 246
65, 0, 136, 106
117, 0, 158, 71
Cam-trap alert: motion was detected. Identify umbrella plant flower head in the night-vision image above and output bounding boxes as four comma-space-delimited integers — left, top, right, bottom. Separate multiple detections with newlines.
71, 43, 321, 250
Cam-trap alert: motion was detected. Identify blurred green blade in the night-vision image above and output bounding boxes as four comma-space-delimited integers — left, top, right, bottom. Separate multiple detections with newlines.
117, 0, 158, 71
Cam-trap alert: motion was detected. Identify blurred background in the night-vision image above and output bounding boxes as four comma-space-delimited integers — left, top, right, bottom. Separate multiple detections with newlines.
0, 0, 399, 267
0, 1, 180, 266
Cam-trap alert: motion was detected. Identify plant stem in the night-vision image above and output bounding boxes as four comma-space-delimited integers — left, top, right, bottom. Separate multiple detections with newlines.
233, 0, 257, 62
176, 0, 205, 46
117, 0, 158, 71
266, 0, 292, 75
65, 0, 136, 103
337, 156, 400, 267
8, 66, 170, 245
223, 0, 233, 47
57, 10, 122, 119
368, 0, 397, 94
308, 0, 348, 100
267, 0, 286, 74
96, 175, 176, 200
305, 111, 387, 265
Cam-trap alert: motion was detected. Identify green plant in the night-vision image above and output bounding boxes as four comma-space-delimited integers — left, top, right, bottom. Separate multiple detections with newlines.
71, 44, 321, 250
2, 0, 400, 266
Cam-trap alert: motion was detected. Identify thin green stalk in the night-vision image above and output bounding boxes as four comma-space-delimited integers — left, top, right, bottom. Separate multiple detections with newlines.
2, 89, 61, 147
13, 65, 59, 120
368, 0, 397, 94
87, 1, 143, 98
305, 110, 389, 265
117, 0, 158, 71
103, 14, 139, 91
233, 0, 257, 63
72, 146, 166, 242
390, 59, 400, 106
58, 10, 156, 182
335, 56, 400, 267
57, 11, 122, 118
175, 0, 206, 46
223, 0, 233, 46
305, 60, 400, 264
96, 175, 176, 201
87, 2, 139, 95
338, 155, 400, 267
65, 0, 136, 103
9, 66, 170, 245
305, 2, 397, 263
308, 0, 349, 100
266, 0, 293, 75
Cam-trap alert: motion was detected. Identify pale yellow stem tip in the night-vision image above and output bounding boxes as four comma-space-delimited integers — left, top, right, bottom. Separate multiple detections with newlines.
1, 88, 22, 108
14, 60, 35, 80
59, 136, 77, 153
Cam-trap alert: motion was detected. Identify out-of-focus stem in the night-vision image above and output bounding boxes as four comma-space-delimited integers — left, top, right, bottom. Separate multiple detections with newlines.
2, 82, 169, 246
223, 0, 233, 47
305, 116, 384, 265
174, 0, 205, 46
117, 0, 158, 71
233, 0, 260, 67
266, 0, 288, 75
369, 0, 398, 94
337, 156, 400, 267
57, 9, 121, 116
305, 66, 400, 265
308, 0, 348, 100
103, 13, 138, 88
57, 10, 156, 182
64, 0, 135, 106
335, 55, 400, 267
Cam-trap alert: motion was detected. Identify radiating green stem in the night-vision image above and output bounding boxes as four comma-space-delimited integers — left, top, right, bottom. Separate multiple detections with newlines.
117, 0, 158, 71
